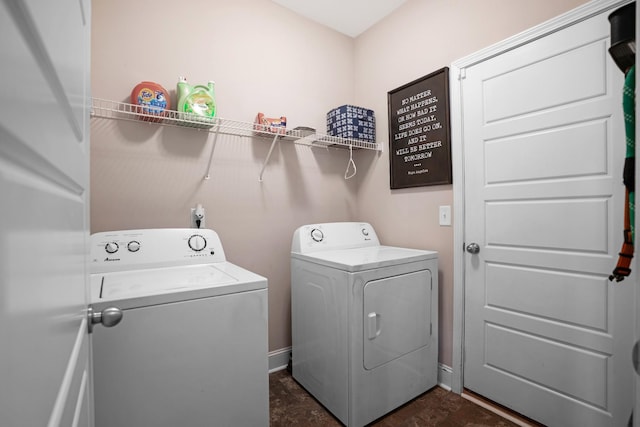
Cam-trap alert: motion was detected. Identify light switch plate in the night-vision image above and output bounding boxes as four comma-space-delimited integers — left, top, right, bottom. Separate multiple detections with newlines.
439, 205, 451, 226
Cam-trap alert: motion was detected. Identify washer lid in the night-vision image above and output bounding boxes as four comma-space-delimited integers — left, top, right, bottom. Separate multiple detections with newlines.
91, 262, 267, 310
291, 245, 437, 272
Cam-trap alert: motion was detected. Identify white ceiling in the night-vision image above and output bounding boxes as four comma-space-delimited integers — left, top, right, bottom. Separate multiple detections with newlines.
271, 0, 408, 37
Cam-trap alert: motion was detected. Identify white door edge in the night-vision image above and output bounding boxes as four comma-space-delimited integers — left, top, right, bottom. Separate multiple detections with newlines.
449, 0, 634, 395
48, 318, 89, 427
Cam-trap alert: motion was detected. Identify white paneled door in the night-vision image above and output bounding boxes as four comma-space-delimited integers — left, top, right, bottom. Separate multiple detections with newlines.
0, 1, 92, 426
462, 8, 635, 427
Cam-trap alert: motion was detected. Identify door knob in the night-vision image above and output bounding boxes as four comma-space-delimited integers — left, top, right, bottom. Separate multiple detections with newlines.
88, 306, 123, 333
466, 243, 480, 254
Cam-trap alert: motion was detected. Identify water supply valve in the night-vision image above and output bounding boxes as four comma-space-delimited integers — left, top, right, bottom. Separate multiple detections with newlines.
191, 203, 205, 229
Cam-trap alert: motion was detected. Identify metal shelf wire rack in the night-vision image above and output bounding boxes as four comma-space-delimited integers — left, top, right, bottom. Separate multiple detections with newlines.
90, 98, 380, 151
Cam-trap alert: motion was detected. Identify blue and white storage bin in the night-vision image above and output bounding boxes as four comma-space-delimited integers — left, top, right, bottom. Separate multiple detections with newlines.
326, 105, 375, 142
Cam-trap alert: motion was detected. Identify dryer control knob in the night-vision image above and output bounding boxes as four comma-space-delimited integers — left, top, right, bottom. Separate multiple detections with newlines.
105, 242, 119, 254
361, 228, 369, 236
127, 240, 140, 252
311, 228, 324, 242
188, 234, 207, 251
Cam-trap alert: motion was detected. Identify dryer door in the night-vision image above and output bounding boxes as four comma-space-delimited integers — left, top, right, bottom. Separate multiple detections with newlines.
363, 270, 432, 370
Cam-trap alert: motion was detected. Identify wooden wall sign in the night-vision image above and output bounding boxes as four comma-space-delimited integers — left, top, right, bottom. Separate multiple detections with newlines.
388, 67, 452, 189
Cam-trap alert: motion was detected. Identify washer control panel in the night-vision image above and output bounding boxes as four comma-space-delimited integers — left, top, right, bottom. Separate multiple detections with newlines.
90, 228, 226, 273
292, 222, 380, 254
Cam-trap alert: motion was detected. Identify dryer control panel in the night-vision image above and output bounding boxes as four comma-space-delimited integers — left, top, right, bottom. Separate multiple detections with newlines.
90, 228, 227, 273
292, 222, 380, 254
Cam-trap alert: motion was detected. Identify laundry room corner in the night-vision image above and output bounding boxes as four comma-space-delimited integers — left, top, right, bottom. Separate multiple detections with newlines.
6, 0, 638, 425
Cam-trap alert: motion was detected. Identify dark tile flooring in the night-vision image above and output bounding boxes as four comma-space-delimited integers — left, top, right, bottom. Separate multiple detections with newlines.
269, 369, 520, 427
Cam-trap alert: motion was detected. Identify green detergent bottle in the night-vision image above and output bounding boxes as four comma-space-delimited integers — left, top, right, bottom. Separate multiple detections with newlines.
177, 76, 216, 127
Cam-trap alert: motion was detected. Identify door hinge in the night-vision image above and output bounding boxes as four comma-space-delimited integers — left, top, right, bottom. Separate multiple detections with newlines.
459, 68, 467, 80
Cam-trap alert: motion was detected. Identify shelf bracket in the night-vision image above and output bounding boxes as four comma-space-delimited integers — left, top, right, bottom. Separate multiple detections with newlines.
204, 125, 221, 180
258, 133, 280, 182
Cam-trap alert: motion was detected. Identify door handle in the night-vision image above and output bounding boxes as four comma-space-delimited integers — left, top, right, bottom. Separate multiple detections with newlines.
466, 243, 480, 254
88, 306, 123, 333
367, 312, 381, 340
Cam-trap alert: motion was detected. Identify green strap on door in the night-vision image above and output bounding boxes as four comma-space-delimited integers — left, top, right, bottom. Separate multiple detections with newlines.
610, 65, 635, 282
623, 65, 635, 239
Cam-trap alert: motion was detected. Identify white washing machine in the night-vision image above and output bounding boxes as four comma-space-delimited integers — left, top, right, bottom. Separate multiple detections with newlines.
89, 228, 268, 427
291, 222, 438, 427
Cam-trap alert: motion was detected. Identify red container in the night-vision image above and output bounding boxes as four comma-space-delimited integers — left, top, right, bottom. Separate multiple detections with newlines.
130, 82, 170, 122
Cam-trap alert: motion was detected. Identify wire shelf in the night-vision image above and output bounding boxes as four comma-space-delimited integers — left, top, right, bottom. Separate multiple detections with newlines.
90, 98, 380, 151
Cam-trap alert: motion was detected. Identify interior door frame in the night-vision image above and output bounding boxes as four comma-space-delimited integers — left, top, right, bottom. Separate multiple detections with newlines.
449, 0, 635, 395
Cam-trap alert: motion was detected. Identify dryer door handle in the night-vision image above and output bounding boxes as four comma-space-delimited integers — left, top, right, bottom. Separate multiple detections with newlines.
367, 312, 381, 340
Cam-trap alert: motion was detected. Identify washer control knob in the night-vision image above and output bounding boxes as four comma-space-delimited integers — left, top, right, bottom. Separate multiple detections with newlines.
127, 240, 141, 252
188, 234, 207, 251
105, 242, 119, 254
311, 228, 324, 242
361, 228, 369, 236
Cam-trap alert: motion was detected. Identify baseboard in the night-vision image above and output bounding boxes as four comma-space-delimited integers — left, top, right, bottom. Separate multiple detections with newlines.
268, 347, 291, 373
461, 391, 542, 427
438, 363, 453, 391
270, 348, 452, 388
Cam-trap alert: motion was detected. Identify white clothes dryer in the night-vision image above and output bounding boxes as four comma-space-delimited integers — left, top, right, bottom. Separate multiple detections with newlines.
90, 228, 268, 427
291, 222, 438, 427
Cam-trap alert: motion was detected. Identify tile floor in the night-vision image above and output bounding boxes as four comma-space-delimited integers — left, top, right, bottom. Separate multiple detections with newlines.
269, 369, 522, 426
